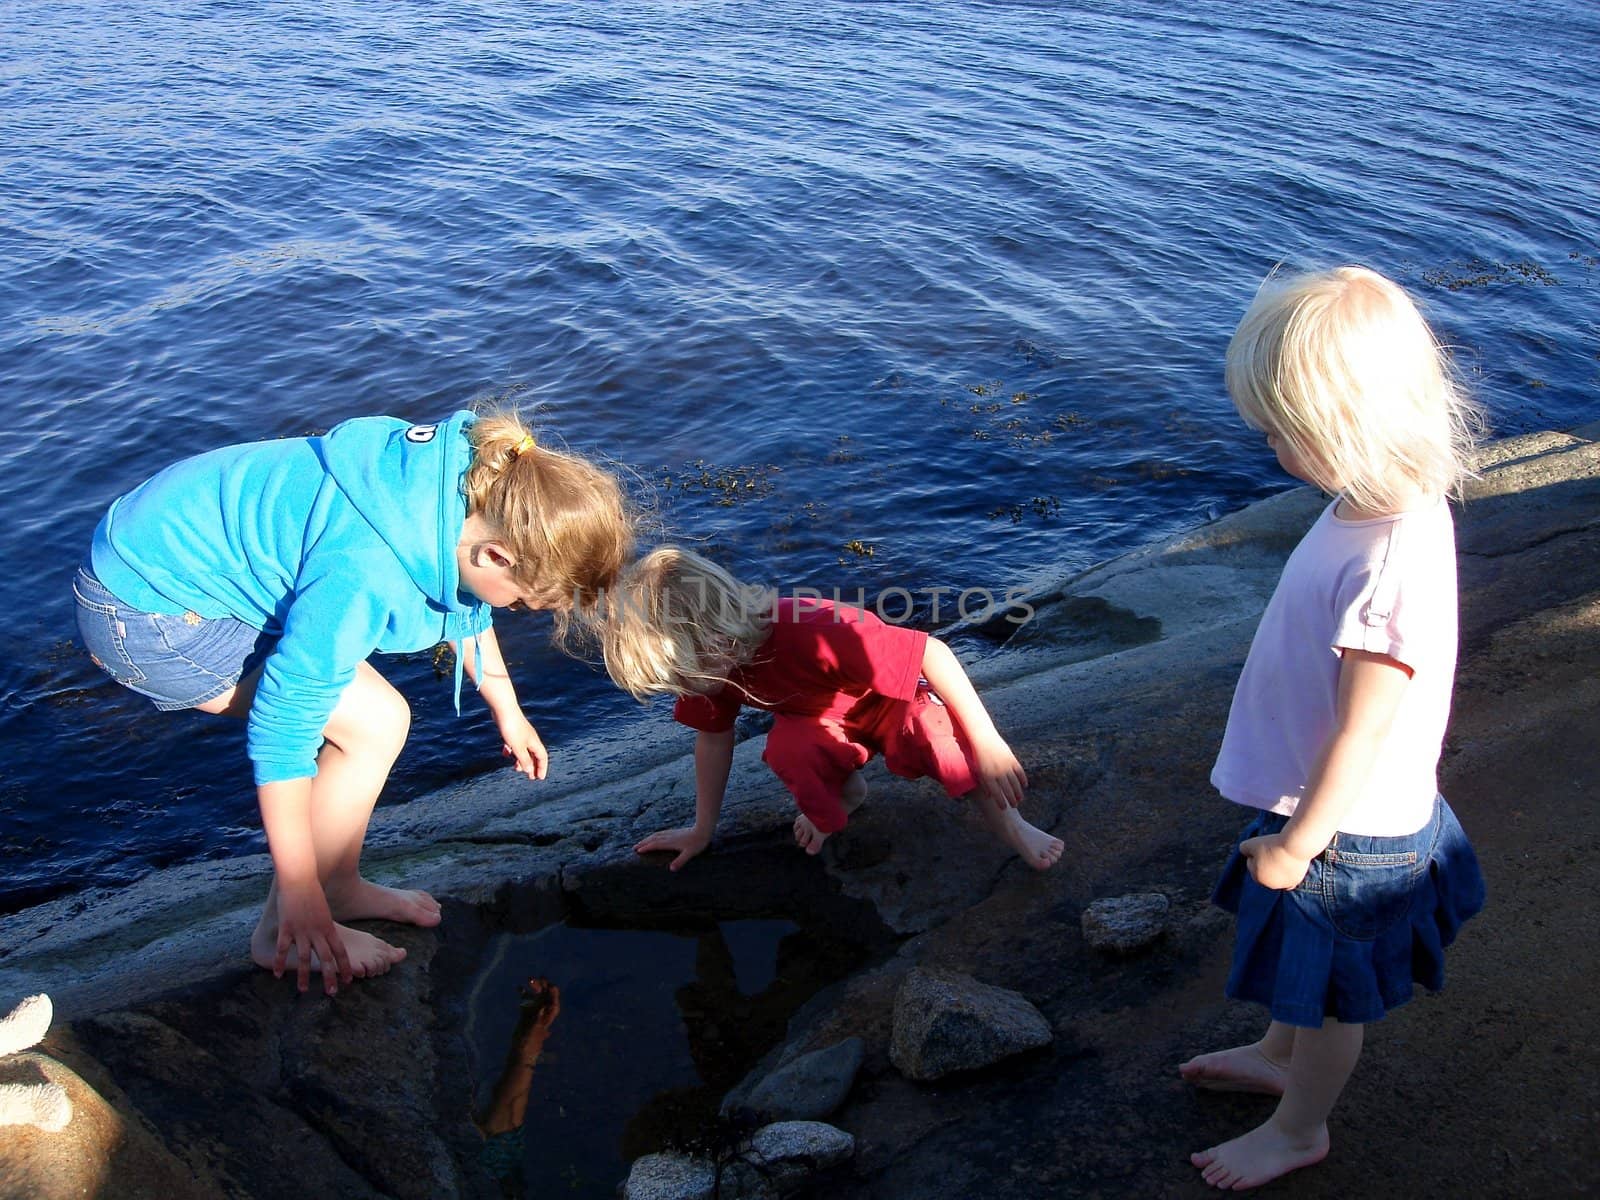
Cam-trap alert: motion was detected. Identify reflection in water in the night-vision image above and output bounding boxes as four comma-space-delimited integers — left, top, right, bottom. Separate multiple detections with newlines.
466, 920, 868, 1198
621, 923, 856, 1162
474, 978, 562, 1199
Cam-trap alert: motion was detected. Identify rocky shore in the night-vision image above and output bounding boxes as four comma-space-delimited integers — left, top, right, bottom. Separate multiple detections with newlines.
2, 427, 1597, 1199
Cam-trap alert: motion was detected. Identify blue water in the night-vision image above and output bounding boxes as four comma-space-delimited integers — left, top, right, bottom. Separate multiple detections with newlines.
2, 1, 1596, 915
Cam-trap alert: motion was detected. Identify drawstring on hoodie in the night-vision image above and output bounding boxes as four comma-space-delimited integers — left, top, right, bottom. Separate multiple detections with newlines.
452, 614, 487, 715
453, 639, 468, 716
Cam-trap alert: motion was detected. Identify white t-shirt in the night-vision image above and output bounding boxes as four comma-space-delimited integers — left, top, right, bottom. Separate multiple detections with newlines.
1210, 497, 1458, 837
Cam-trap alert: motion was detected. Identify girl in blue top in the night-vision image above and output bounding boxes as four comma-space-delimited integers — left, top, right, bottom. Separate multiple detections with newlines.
75, 408, 632, 996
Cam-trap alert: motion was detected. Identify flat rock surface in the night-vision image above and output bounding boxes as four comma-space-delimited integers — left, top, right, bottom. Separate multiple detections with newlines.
2, 428, 1597, 1198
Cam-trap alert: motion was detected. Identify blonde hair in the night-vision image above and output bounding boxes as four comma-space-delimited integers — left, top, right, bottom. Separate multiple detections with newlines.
461, 408, 634, 641
600, 546, 775, 701
1225, 265, 1484, 512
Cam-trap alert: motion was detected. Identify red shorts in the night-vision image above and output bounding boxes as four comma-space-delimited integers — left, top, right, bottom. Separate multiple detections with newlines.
761, 683, 978, 834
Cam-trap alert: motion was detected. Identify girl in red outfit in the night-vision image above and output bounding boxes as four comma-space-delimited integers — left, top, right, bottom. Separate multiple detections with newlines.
601, 547, 1063, 871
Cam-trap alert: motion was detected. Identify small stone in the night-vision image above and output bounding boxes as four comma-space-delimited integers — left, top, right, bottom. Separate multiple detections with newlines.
623, 1122, 854, 1200
1081, 893, 1170, 953
744, 1038, 865, 1121
744, 1121, 855, 1196
889, 968, 1053, 1081
622, 1152, 717, 1200
748, 1119, 855, 1169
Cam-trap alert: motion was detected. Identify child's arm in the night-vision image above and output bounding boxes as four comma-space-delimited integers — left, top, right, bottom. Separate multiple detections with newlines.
920, 636, 1028, 811
461, 626, 548, 781
258, 778, 354, 994
1241, 648, 1413, 890
634, 727, 735, 871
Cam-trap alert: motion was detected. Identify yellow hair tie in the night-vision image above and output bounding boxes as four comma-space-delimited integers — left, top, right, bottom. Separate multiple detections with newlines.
512, 434, 536, 458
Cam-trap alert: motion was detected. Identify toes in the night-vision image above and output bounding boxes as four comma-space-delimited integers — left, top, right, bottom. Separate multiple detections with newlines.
1202, 1159, 1237, 1188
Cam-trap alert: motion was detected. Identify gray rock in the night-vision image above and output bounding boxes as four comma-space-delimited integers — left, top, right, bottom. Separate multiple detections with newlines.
889, 968, 1053, 1081
622, 1151, 717, 1200
1080, 892, 1171, 953
745, 1120, 855, 1193
742, 1037, 865, 1121
750, 1119, 854, 1165
622, 1122, 853, 1200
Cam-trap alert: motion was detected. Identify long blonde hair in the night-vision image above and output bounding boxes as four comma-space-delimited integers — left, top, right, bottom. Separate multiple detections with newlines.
1225, 265, 1484, 511
600, 546, 775, 701
461, 408, 634, 641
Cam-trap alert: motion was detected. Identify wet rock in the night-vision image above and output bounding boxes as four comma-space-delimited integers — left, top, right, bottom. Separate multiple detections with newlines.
889, 968, 1053, 1081
740, 1037, 865, 1121
1081, 893, 1170, 953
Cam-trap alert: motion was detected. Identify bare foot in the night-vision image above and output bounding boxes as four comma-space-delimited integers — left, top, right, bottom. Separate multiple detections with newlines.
793, 814, 830, 856
840, 771, 868, 814
323, 877, 442, 928
981, 803, 1063, 870
250, 917, 408, 980
1191, 1116, 1329, 1190
1179, 1042, 1291, 1095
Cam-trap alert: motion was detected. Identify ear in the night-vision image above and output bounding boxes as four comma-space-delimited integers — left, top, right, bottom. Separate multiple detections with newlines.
470, 541, 518, 572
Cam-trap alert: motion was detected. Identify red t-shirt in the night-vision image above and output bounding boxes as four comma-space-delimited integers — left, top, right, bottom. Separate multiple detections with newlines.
673, 597, 928, 733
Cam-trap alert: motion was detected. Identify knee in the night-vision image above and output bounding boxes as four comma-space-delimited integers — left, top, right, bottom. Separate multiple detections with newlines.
763, 721, 858, 785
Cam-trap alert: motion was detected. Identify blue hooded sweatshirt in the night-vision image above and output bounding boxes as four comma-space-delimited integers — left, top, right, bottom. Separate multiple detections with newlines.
90, 410, 492, 785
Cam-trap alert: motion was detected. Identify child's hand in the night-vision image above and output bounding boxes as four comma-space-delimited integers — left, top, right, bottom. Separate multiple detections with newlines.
793, 814, 830, 856
275, 881, 353, 996
973, 735, 1028, 812
497, 713, 549, 781
634, 826, 711, 871
1239, 833, 1313, 890
520, 978, 562, 1030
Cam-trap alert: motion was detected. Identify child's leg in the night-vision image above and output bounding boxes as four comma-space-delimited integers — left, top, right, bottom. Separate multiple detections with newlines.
841, 769, 867, 813
763, 716, 866, 854
1179, 1019, 1296, 1095
203, 663, 439, 975
1190, 1018, 1363, 1190
879, 689, 1062, 870
297, 663, 441, 926
794, 756, 865, 852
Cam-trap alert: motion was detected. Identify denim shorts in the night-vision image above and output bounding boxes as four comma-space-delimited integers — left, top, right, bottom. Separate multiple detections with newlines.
73, 565, 276, 710
1212, 794, 1485, 1027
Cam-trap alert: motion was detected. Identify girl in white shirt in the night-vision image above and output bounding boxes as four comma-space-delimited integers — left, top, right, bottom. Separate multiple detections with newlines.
1180, 266, 1486, 1190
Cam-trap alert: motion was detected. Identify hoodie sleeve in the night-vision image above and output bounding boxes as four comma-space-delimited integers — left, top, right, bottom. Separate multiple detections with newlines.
246, 568, 394, 785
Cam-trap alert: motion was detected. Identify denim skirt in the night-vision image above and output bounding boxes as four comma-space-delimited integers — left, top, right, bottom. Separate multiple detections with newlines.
1212, 794, 1485, 1028
73, 565, 276, 710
